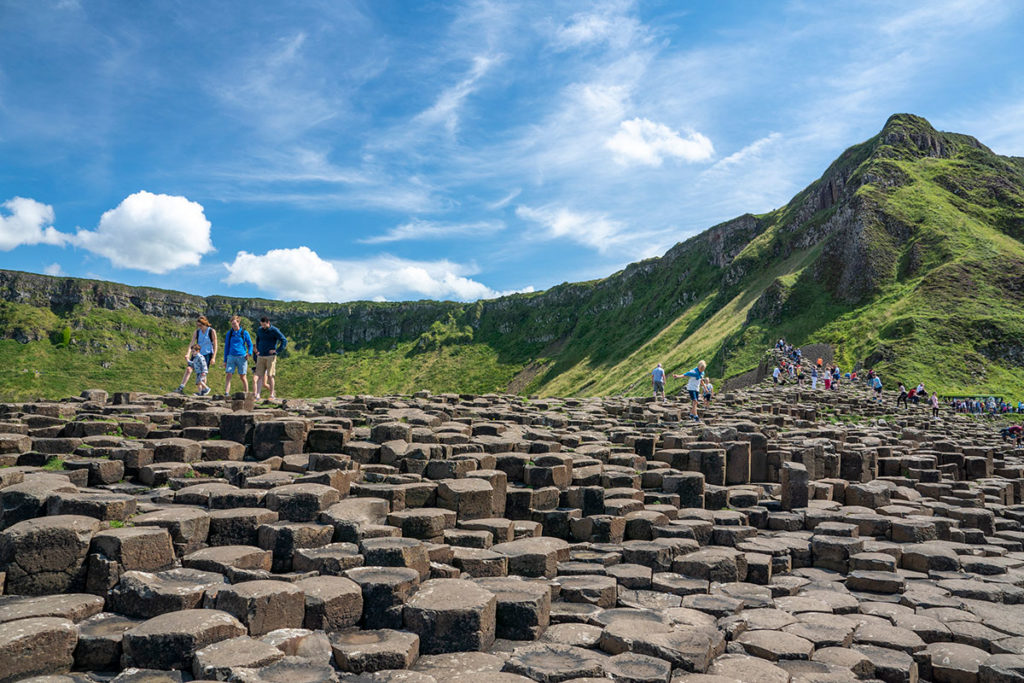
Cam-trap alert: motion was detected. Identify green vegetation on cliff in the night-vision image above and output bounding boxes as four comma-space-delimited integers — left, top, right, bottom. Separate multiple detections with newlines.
1, 114, 1023, 401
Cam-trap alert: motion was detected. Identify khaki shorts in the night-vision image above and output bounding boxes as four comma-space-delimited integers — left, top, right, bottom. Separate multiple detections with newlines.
255, 355, 277, 378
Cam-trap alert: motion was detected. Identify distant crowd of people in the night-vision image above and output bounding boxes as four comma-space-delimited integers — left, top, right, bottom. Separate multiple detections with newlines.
176, 315, 287, 400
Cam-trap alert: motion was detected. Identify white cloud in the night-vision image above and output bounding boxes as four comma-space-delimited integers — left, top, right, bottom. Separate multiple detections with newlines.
222, 247, 514, 302
605, 117, 714, 166
0, 197, 67, 251
72, 191, 214, 273
43, 262, 64, 276
516, 204, 627, 252
360, 219, 505, 244
709, 133, 782, 172
414, 54, 501, 135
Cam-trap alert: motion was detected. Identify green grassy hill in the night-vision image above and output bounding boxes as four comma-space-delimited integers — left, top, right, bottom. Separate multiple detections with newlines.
2, 114, 1023, 401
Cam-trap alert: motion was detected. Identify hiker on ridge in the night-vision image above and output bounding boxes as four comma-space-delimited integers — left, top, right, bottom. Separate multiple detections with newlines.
651, 363, 667, 403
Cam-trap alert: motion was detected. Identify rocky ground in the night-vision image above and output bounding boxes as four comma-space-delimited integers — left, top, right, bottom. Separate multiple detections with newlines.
1, 381, 1023, 683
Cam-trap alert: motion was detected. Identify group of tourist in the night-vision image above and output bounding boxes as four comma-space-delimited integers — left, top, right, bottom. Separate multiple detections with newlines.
952, 397, 1024, 414
175, 315, 287, 400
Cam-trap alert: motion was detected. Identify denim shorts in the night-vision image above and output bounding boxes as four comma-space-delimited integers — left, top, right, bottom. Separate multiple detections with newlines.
225, 354, 248, 375
688, 390, 700, 401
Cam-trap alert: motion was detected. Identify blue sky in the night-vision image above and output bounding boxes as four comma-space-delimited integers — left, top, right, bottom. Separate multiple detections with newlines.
1, 0, 1022, 303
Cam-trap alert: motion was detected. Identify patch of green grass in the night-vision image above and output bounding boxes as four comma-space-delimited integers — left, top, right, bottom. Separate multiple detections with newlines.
42, 457, 65, 471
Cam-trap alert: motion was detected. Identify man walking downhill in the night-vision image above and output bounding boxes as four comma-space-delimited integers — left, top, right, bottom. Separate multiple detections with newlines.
651, 363, 667, 403
674, 360, 707, 422
254, 316, 287, 401
223, 315, 254, 395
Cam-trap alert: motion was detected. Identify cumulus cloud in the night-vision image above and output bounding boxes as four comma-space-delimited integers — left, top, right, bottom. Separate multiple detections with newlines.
222, 246, 518, 302
43, 262, 64, 276
516, 204, 628, 252
360, 219, 505, 244
605, 118, 714, 166
72, 191, 214, 273
0, 197, 67, 251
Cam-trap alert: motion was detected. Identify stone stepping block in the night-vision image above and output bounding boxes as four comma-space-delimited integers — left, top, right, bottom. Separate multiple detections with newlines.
46, 490, 137, 521
360, 536, 432, 579
74, 612, 141, 672
783, 612, 855, 648
436, 478, 496, 521
183, 545, 273, 576
846, 569, 906, 594
811, 646, 874, 677
208, 508, 279, 547
199, 440, 246, 461
457, 517, 515, 544
292, 542, 364, 575
344, 566, 422, 630
0, 593, 104, 624
292, 575, 362, 631
850, 644, 918, 683
62, 457, 125, 486
215, 580, 306, 637
257, 522, 333, 573
541, 622, 604, 648
600, 619, 717, 672
330, 629, 420, 674
108, 568, 226, 618
736, 629, 814, 661
122, 608, 246, 671
174, 482, 248, 507
672, 548, 747, 583
979, 654, 1024, 683
0, 616, 78, 681
502, 643, 606, 682
153, 438, 202, 463
554, 574, 618, 608
225, 656, 337, 683
0, 514, 100, 595
491, 537, 570, 578
472, 576, 551, 640
192, 635, 284, 680
706, 653, 791, 683
402, 578, 496, 654
319, 498, 391, 544
132, 507, 210, 555
264, 483, 340, 522
604, 651, 672, 683
411, 651, 506, 679
452, 547, 508, 577
86, 526, 176, 592
388, 508, 456, 540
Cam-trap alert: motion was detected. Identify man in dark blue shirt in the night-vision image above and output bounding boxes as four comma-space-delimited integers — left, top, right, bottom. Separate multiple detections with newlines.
254, 316, 288, 400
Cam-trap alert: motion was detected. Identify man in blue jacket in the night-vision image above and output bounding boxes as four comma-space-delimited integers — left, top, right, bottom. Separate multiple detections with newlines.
254, 316, 288, 401
223, 315, 254, 395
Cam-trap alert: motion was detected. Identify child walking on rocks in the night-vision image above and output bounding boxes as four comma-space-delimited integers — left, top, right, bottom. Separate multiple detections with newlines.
183, 344, 210, 396
930, 391, 940, 417
674, 360, 707, 422
897, 383, 908, 408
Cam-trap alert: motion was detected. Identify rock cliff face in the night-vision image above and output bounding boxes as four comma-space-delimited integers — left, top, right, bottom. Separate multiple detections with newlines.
2, 114, 1023, 399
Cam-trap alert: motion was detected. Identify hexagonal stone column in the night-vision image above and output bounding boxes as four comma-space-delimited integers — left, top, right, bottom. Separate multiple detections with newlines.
215, 580, 305, 636
404, 578, 497, 654
122, 609, 246, 671
0, 514, 100, 594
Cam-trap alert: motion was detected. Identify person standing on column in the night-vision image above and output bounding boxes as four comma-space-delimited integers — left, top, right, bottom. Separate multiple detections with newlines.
223, 315, 253, 395
254, 316, 287, 401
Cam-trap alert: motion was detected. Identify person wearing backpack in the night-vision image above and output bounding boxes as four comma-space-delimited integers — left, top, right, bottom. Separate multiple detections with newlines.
175, 316, 217, 394
223, 315, 254, 395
